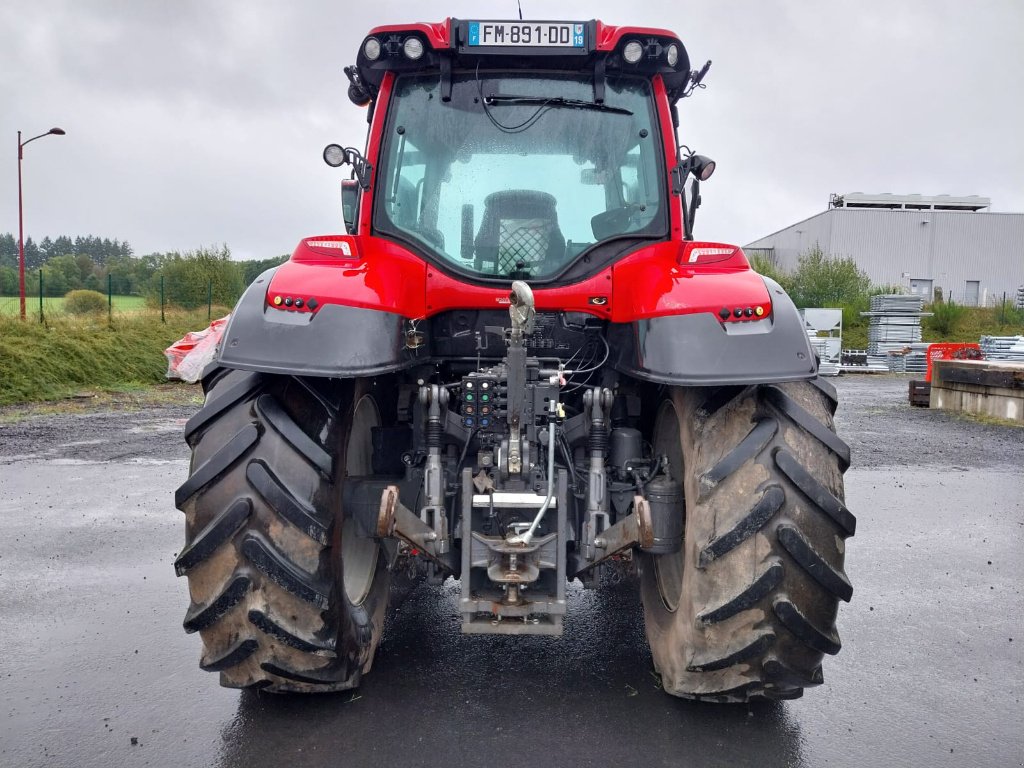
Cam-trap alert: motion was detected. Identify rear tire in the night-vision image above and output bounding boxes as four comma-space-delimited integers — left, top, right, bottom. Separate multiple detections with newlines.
174, 369, 390, 692
639, 379, 854, 702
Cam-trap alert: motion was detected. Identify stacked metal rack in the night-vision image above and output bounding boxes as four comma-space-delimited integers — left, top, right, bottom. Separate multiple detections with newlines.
861, 295, 932, 372
980, 335, 1024, 362
1016, 286, 1024, 310
801, 308, 842, 377
902, 342, 929, 374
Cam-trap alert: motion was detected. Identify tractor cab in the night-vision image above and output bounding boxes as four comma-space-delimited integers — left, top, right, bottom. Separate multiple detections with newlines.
328, 19, 711, 285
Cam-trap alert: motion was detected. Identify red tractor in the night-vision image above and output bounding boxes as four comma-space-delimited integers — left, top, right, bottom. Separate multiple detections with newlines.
175, 18, 854, 703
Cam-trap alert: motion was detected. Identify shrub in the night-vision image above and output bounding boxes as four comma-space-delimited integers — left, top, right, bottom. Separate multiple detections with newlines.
927, 299, 966, 336
63, 289, 108, 315
242, 255, 289, 286
787, 245, 871, 308
748, 252, 790, 290
155, 245, 244, 310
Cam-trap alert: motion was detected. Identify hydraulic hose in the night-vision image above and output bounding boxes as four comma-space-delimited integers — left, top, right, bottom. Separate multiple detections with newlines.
509, 420, 556, 546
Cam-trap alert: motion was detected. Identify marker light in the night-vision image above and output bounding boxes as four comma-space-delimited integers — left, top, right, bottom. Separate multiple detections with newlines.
623, 41, 644, 63
403, 37, 424, 60
363, 37, 381, 60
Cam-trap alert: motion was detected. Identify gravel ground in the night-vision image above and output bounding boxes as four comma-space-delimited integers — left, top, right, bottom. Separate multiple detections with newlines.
0, 385, 200, 465
833, 375, 1024, 469
1, 375, 1021, 469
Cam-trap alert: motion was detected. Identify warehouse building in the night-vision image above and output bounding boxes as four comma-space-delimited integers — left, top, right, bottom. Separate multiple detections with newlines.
745, 193, 1024, 306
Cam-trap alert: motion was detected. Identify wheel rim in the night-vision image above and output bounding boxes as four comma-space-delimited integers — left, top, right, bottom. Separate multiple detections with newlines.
651, 398, 685, 612
342, 393, 380, 606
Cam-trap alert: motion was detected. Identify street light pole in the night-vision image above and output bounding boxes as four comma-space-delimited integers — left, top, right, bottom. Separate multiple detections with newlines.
17, 127, 65, 320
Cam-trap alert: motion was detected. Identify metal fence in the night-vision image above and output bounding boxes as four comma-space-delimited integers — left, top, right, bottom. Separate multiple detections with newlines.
0, 271, 218, 323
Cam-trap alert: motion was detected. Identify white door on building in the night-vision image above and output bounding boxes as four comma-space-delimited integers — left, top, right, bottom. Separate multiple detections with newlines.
910, 278, 933, 301
965, 281, 980, 306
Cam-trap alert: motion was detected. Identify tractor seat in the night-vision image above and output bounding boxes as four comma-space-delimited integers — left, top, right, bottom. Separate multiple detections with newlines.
474, 190, 565, 275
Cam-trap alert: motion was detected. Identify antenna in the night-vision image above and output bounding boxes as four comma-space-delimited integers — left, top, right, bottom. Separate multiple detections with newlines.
518, 0, 523, 20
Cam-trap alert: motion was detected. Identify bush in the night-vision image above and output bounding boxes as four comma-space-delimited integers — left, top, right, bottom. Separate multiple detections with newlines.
786, 245, 871, 308
927, 299, 967, 336
0, 265, 17, 294
63, 289, 108, 315
748, 252, 790, 289
242, 255, 289, 286
155, 245, 244, 310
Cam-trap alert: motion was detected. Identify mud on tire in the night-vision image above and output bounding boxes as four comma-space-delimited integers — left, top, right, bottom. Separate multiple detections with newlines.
174, 369, 390, 692
639, 379, 854, 703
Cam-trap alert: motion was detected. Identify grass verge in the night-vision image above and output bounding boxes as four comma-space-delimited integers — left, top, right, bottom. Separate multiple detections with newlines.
0, 294, 150, 316
0, 384, 202, 424
0, 309, 227, 406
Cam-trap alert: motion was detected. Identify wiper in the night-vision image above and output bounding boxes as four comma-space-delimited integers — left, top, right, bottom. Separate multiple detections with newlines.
484, 94, 633, 116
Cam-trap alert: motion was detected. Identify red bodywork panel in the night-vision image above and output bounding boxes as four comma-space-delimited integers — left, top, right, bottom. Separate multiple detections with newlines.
268, 237, 772, 325
367, 21, 452, 48
592, 22, 680, 51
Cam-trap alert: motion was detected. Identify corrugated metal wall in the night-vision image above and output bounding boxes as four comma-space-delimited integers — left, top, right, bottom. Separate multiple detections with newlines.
745, 209, 1024, 304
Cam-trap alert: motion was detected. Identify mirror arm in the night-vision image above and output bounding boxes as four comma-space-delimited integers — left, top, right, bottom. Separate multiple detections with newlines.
684, 178, 702, 241
345, 148, 374, 190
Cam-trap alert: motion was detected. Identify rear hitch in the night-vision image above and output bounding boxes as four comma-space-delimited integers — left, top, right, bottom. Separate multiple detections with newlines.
376, 485, 457, 574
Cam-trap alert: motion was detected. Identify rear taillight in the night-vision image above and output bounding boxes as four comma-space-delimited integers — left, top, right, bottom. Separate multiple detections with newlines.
678, 243, 742, 265
303, 236, 359, 260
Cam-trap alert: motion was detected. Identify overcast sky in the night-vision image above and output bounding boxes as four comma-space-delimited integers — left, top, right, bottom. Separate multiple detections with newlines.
2, 1, 1022, 261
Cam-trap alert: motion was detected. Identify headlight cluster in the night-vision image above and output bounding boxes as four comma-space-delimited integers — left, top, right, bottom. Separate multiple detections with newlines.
362, 34, 426, 61
621, 38, 683, 69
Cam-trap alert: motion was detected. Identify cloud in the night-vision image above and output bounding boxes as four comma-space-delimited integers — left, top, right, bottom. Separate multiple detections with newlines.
1, 0, 1021, 259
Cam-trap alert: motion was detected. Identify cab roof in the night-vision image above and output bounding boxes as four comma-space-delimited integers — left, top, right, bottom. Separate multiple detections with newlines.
351, 18, 697, 103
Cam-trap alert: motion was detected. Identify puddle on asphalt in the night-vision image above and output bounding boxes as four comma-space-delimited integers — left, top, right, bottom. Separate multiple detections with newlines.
128, 419, 186, 435
48, 457, 188, 466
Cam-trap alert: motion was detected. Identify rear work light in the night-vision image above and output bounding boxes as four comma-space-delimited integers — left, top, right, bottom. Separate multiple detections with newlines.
623, 40, 643, 63
363, 37, 382, 60
363, 33, 428, 61
403, 37, 424, 59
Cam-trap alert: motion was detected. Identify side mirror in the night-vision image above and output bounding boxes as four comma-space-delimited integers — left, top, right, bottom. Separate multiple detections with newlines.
341, 180, 359, 234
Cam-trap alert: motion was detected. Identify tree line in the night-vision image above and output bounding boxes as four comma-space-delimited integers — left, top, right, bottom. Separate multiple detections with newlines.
0, 233, 287, 309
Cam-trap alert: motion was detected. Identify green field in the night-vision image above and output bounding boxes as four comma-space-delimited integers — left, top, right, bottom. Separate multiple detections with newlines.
0, 294, 149, 316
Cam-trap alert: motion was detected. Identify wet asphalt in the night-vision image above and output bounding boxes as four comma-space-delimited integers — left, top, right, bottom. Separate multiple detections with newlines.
0, 376, 1021, 768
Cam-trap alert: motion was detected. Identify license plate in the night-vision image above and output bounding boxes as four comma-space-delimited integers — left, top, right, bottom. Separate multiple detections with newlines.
467, 21, 585, 48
